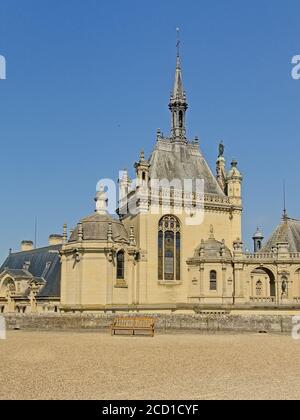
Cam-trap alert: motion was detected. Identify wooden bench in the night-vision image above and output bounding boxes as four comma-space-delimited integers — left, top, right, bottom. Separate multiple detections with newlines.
111, 316, 156, 337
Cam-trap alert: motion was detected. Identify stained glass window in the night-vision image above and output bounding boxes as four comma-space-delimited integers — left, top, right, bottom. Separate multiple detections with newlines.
158, 216, 181, 281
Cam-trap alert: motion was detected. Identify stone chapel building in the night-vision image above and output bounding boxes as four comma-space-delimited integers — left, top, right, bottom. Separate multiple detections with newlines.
1, 47, 300, 314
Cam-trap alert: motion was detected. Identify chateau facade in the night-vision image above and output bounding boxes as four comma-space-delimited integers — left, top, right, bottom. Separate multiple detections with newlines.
1, 48, 300, 314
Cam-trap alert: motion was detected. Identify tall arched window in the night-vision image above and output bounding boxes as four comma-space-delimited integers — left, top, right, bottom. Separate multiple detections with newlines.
158, 215, 181, 281
210, 271, 217, 291
256, 280, 262, 296
179, 110, 183, 128
116, 250, 125, 280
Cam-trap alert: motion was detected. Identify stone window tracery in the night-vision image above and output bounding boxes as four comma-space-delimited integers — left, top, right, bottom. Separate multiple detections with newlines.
210, 270, 217, 291
256, 280, 262, 296
158, 215, 181, 281
116, 250, 125, 280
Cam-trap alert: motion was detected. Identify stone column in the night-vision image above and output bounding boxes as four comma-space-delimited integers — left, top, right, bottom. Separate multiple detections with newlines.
222, 264, 227, 298
266, 276, 270, 298
234, 265, 244, 303
106, 251, 114, 306
137, 214, 148, 305
133, 259, 138, 305
251, 275, 254, 299
127, 252, 137, 305
7, 294, 15, 313
288, 279, 294, 302
199, 265, 205, 302
275, 280, 281, 306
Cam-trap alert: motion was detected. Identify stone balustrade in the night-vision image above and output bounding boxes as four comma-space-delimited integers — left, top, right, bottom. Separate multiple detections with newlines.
249, 297, 276, 304
245, 252, 300, 260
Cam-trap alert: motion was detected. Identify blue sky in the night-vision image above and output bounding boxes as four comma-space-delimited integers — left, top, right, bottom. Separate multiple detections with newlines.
0, 0, 299, 260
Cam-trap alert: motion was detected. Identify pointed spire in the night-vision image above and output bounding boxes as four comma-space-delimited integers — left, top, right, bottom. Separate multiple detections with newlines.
169, 28, 188, 142
172, 53, 185, 101
140, 149, 145, 162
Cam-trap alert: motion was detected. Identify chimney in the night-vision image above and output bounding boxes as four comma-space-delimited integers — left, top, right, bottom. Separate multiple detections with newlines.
21, 240, 34, 252
49, 234, 64, 246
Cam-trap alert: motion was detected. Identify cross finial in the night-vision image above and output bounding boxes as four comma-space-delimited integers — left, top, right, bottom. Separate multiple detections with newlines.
283, 179, 288, 219
176, 27, 180, 58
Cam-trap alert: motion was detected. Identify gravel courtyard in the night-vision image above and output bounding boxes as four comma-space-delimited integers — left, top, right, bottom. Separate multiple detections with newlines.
1, 331, 300, 400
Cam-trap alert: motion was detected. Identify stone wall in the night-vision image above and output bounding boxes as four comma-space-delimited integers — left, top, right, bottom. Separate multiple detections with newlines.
3, 313, 295, 334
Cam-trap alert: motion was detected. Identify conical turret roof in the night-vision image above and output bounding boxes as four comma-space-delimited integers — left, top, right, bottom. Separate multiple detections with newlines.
261, 217, 300, 252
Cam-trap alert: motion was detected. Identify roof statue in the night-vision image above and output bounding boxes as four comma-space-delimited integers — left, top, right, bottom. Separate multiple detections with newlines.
218, 141, 225, 158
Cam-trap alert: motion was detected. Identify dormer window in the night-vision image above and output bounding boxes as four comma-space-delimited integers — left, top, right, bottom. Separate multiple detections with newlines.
23, 261, 30, 271
41, 262, 52, 278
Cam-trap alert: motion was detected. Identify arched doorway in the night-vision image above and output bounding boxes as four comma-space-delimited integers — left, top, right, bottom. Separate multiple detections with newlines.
250, 268, 276, 303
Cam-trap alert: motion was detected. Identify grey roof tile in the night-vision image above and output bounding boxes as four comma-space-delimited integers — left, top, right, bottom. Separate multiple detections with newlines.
70, 213, 129, 243
0, 245, 61, 298
149, 140, 224, 195
262, 217, 300, 252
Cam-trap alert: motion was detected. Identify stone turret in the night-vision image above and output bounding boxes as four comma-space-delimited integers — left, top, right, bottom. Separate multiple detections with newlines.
227, 159, 243, 205
252, 228, 264, 253
134, 150, 150, 186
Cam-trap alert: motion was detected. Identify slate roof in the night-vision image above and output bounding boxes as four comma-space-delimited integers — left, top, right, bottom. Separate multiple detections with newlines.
193, 237, 232, 260
0, 245, 61, 298
2, 269, 32, 278
70, 213, 129, 243
148, 140, 224, 196
261, 217, 300, 252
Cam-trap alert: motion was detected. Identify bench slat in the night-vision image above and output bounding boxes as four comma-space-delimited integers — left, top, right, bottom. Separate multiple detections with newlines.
111, 316, 155, 337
